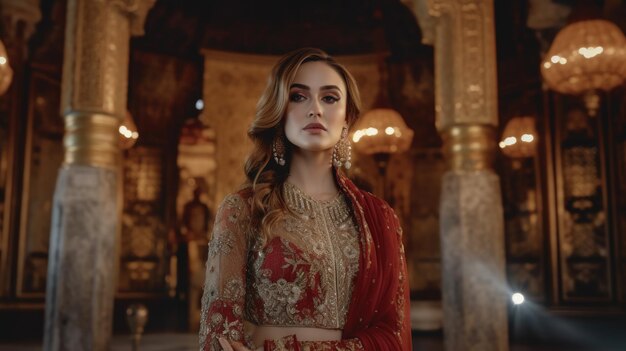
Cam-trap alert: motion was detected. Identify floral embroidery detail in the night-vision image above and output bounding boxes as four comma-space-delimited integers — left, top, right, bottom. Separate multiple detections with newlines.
200, 194, 253, 351
225, 278, 245, 300
300, 339, 364, 351
243, 182, 360, 329
208, 231, 235, 257
265, 334, 365, 351
200, 181, 408, 351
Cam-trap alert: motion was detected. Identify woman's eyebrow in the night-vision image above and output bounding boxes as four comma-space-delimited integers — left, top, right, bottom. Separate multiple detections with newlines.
290, 83, 309, 90
290, 83, 343, 94
320, 85, 343, 94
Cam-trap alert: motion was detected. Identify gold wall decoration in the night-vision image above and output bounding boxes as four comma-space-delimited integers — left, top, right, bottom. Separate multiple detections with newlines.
612, 89, 626, 303
119, 146, 167, 294
124, 147, 163, 203
554, 101, 612, 301
406, 149, 445, 298
0, 0, 43, 297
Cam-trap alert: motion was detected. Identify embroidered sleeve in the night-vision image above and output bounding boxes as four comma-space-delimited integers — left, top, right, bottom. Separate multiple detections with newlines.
265, 335, 364, 351
199, 193, 252, 351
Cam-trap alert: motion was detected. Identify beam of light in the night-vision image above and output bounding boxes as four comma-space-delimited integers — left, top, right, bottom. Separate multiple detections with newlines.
448, 251, 624, 348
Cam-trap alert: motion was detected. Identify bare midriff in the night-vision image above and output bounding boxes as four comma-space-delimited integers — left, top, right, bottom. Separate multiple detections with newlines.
247, 322, 342, 347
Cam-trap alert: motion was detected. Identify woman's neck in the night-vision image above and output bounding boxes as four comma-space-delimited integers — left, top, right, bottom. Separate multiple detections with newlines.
287, 150, 338, 201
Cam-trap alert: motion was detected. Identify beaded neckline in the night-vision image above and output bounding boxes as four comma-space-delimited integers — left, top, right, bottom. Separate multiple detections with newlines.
283, 181, 344, 209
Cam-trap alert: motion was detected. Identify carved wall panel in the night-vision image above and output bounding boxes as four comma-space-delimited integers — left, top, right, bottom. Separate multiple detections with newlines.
0, 99, 9, 296
119, 146, 168, 294
501, 154, 545, 301
553, 95, 612, 302
608, 88, 626, 303
16, 71, 63, 297
406, 149, 445, 299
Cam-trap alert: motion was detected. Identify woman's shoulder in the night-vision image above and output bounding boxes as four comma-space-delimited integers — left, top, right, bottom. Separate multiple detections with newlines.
217, 189, 253, 215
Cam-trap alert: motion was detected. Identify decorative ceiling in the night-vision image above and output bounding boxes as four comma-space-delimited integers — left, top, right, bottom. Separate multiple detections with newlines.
133, 0, 425, 58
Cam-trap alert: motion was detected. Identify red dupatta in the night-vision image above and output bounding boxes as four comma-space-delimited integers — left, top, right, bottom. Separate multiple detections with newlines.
336, 169, 413, 351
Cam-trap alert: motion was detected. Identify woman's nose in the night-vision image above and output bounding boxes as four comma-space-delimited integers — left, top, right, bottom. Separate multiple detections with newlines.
308, 99, 322, 117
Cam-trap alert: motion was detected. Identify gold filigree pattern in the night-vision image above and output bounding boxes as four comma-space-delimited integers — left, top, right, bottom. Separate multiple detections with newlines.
244, 182, 360, 329
200, 194, 253, 351
200, 189, 361, 350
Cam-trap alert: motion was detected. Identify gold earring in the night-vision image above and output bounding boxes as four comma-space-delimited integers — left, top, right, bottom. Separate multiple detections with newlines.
272, 134, 286, 166
332, 127, 351, 170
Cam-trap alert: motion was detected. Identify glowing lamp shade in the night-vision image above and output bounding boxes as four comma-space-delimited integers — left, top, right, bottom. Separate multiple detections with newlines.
0, 40, 13, 96
541, 19, 626, 95
119, 111, 139, 149
351, 108, 413, 155
499, 116, 537, 158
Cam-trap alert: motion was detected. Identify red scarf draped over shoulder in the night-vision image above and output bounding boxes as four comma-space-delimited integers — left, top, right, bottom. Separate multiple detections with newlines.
337, 170, 413, 351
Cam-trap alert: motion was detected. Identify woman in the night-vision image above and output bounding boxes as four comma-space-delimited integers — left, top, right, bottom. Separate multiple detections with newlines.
199, 48, 412, 351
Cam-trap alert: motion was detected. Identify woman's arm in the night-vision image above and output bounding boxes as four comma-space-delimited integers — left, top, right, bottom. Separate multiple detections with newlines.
199, 193, 253, 351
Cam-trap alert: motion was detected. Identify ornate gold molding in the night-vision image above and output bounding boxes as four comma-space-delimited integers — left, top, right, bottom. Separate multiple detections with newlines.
441, 124, 496, 171
0, 0, 42, 49
111, 0, 156, 36
63, 112, 120, 169
412, 0, 498, 130
62, 0, 131, 117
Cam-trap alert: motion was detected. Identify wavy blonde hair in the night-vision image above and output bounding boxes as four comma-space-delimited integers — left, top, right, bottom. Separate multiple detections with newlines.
242, 48, 361, 241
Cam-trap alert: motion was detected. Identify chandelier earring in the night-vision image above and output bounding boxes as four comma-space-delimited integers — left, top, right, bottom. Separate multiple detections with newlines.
272, 132, 286, 166
332, 127, 352, 170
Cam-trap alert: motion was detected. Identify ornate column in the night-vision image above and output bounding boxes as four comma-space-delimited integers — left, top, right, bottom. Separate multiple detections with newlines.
413, 1, 509, 350
43, 1, 154, 350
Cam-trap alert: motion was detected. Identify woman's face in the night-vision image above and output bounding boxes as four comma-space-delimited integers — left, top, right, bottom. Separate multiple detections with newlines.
284, 61, 348, 153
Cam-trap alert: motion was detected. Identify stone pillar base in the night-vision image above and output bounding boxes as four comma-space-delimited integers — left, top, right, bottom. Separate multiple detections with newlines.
44, 165, 118, 351
440, 171, 508, 351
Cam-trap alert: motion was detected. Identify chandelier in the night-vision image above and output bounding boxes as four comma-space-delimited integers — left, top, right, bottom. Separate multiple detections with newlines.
352, 108, 414, 156
541, 19, 626, 114
499, 116, 537, 158
0, 39, 13, 96
351, 107, 413, 199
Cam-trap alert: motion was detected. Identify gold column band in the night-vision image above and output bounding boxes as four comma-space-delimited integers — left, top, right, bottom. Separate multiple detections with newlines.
442, 124, 496, 171
63, 112, 121, 169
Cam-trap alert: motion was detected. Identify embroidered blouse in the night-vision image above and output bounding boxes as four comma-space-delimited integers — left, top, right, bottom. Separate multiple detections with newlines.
199, 182, 365, 350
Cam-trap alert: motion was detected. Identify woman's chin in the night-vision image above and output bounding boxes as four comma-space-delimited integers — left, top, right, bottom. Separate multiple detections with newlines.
293, 143, 333, 154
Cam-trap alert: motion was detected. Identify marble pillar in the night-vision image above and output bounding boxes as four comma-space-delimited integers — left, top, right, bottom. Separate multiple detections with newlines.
43, 1, 154, 350
413, 1, 509, 350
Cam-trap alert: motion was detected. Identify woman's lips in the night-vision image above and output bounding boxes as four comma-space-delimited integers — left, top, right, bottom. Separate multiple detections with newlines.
303, 123, 327, 131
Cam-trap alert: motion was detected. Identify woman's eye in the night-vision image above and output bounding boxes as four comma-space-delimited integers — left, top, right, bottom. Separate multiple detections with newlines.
322, 96, 339, 104
290, 93, 306, 102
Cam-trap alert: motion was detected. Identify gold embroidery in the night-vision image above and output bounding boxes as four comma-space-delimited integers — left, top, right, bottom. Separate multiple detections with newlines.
200, 194, 251, 351
245, 182, 360, 329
